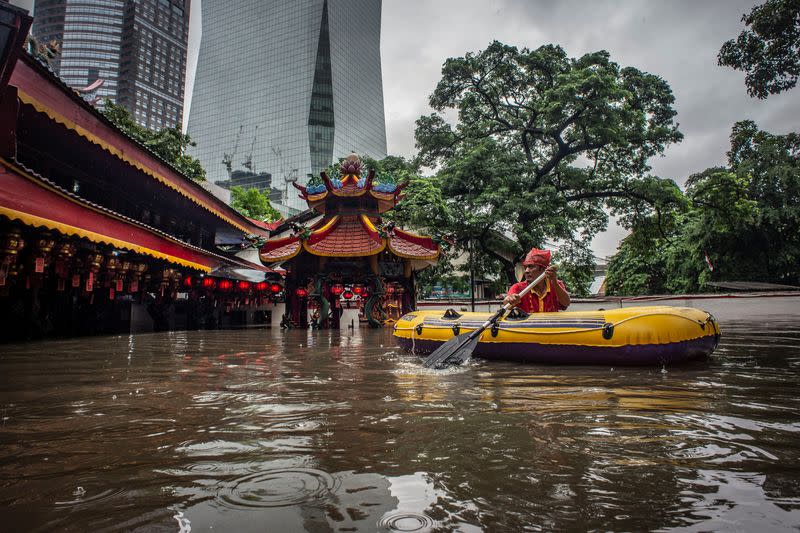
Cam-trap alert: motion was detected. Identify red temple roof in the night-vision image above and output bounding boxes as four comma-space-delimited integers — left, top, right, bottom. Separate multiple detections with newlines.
259, 214, 439, 263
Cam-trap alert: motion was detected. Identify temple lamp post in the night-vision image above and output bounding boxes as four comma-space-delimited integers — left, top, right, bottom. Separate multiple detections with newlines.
0, 2, 32, 100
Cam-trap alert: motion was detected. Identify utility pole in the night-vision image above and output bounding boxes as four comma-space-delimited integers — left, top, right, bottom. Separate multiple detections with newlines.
469, 239, 475, 312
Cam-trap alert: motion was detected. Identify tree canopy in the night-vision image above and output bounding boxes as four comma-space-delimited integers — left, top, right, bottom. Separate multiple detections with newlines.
409, 41, 683, 294
605, 121, 800, 295
100, 100, 206, 182
229, 186, 281, 222
718, 0, 800, 98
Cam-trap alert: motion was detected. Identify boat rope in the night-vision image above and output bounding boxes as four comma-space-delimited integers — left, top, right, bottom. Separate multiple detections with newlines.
395, 312, 713, 337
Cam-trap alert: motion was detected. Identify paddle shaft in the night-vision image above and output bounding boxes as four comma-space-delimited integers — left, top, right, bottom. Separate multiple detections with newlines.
471, 270, 548, 334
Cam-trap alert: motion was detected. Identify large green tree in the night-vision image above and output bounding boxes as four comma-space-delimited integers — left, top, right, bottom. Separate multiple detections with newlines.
605, 122, 800, 294
229, 186, 281, 222
412, 41, 683, 293
718, 0, 800, 98
101, 100, 206, 182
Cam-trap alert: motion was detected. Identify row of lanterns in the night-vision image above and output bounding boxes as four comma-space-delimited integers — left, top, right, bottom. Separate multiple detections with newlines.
183, 276, 283, 294
293, 282, 406, 299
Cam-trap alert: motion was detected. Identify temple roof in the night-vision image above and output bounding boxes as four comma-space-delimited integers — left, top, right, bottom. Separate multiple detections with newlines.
9, 52, 269, 238
259, 214, 439, 263
292, 171, 408, 214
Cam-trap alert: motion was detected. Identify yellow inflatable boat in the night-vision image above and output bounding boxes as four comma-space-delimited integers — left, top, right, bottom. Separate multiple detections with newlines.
393, 306, 720, 365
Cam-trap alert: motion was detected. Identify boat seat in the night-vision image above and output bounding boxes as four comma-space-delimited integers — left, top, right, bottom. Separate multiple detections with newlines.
442, 308, 462, 320
506, 308, 530, 320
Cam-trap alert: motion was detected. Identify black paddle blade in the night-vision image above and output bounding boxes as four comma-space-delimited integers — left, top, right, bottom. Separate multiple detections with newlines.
422, 332, 481, 369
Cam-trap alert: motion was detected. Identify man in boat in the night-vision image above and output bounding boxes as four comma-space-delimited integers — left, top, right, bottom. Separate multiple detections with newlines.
502, 248, 571, 312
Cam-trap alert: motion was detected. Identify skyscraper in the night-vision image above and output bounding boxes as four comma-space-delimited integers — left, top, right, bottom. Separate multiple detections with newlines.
31, 0, 190, 130
187, 0, 387, 213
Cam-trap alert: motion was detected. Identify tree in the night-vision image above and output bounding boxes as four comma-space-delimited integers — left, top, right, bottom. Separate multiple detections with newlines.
413, 41, 683, 293
100, 100, 206, 182
606, 121, 800, 294
230, 186, 281, 222
718, 0, 800, 98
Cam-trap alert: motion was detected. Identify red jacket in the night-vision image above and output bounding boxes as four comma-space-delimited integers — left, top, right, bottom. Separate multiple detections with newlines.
507, 279, 568, 313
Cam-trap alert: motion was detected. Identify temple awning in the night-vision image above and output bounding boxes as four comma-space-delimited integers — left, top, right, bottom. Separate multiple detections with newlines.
1, 158, 269, 274
9, 53, 268, 238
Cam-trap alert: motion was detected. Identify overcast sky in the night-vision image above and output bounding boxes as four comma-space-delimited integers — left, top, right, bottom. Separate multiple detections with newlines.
379, 0, 799, 258
13, 0, 799, 258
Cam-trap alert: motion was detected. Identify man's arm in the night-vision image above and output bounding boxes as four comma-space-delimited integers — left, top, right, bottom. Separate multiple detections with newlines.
545, 266, 571, 309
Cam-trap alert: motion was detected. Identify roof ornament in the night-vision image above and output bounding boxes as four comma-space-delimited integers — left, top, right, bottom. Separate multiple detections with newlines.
340, 153, 363, 176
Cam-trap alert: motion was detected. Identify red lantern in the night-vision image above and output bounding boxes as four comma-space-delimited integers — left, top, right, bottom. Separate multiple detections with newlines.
237, 281, 251, 291
343, 290, 354, 300
270, 283, 282, 293
219, 279, 233, 291
183, 276, 193, 288
256, 281, 269, 291
330, 283, 344, 296
295, 287, 308, 298
385, 284, 395, 294
201, 277, 216, 289
352, 285, 364, 295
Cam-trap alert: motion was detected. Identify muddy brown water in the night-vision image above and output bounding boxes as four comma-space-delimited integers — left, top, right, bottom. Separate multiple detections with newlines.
1, 304, 799, 531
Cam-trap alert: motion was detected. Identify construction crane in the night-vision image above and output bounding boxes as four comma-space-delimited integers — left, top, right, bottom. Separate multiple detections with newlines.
242, 125, 258, 172
271, 146, 299, 203
221, 124, 243, 174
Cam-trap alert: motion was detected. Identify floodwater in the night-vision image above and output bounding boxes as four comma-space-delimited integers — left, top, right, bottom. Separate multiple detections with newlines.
1, 304, 800, 532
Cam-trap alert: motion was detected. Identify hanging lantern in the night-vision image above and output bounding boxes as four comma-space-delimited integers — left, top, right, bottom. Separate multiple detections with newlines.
56, 241, 77, 261
270, 283, 282, 293
342, 290, 354, 300
105, 252, 122, 273
237, 280, 251, 291
1, 229, 25, 260
330, 283, 344, 296
385, 284, 395, 294
201, 277, 216, 289
84, 251, 104, 273
183, 276, 194, 288
352, 284, 364, 295
256, 281, 269, 291
218, 279, 233, 291
295, 287, 308, 298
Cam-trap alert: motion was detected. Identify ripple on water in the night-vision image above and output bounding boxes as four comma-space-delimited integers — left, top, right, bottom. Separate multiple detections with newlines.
377, 512, 437, 532
216, 467, 339, 509
54, 483, 124, 508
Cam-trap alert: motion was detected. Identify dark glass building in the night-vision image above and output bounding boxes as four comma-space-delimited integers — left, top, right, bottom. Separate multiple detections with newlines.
32, 0, 190, 130
187, 0, 387, 213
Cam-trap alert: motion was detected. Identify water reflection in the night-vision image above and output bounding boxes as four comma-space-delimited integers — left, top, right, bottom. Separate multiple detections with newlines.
0, 316, 798, 531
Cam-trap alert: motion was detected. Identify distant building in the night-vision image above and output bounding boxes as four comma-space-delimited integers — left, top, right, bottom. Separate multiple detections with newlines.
32, 0, 190, 130
214, 169, 283, 205
187, 0, 387, 213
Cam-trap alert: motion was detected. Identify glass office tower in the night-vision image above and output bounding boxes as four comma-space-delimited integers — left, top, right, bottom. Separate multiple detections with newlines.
187, 0, 387, 213
32, 0, 190, 130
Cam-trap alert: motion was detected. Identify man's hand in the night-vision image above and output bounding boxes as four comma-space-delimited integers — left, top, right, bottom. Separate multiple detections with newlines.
503, 293, 522, 307
544, 265, 558, 282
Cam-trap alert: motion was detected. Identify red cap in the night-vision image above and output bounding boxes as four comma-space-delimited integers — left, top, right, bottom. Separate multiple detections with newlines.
523, 248, 551, 267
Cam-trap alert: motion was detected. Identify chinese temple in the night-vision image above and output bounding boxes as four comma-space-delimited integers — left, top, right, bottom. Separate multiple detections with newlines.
0, 5, 282, 342
259, 155, 440, 328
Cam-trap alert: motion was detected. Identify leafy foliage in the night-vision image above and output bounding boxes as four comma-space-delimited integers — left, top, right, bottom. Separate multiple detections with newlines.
100, 99, 206, 182
230, 186, 281, 222
718, 0, 800, 98
410, 41, 682, 295
605, 122, 800, 294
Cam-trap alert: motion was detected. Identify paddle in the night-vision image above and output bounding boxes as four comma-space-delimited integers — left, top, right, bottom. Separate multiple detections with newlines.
422, 270, 549, 369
